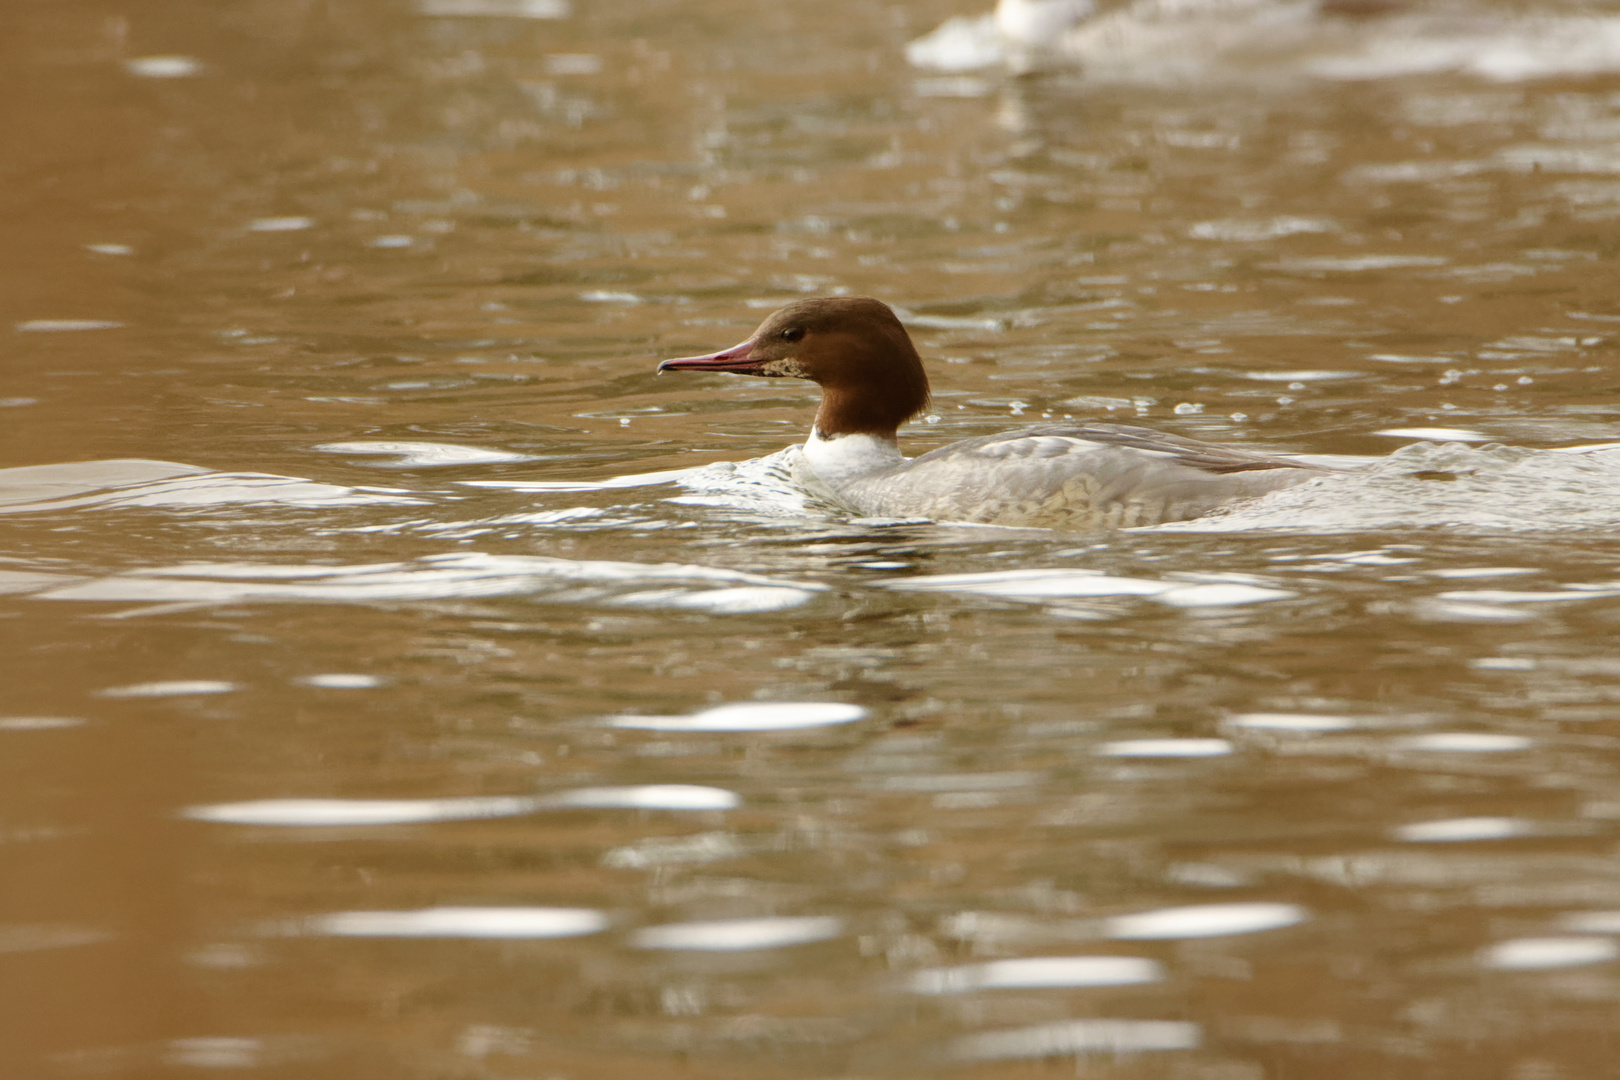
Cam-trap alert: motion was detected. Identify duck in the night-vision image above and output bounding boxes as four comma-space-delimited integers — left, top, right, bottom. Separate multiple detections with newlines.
656, 297, 1325, 531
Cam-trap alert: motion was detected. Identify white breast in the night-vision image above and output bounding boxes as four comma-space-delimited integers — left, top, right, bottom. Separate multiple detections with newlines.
802, 430, 905, 487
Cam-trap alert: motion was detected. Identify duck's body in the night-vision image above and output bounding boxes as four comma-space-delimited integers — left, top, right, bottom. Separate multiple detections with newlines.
658, 297, 1323, 531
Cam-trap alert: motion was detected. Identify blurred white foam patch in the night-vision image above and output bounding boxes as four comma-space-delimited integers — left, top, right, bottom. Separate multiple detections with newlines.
609, 702, 867, 732
1097, 738, 1232, 758
249, 216, 314, 232
419, 0, 569, 16
97, 680, 236, 698
124, 55, 202, 78
0, 458, 424, 515
302, 907, 607, 939
0, 923, 113, 954
1559, 911, 1620, 933
1226, 712, 1355, 732
164, 1039, 262, 1069
602, 831, 746, 869
1395, 817, 1532, 843
1396, 732, 1533, 753
463, 467, 693, 493
1437, 587, 1620, 605
188, 785, 739, 825
0, 716, 84, 731
32, 552, 823, 612
1374, 427, 1489, 441
632, 916, 842, 951
1161, 442, 1620, 532
911, 956, 1162, 994
299, 673, 384, 689
905, 14, 1003, 72
16, 319, 123, 332
879, 569, 1291, 608
316, 441, 535, 467
185, 796, 542, 827
1105, 902, 1307, 940
909, 3, 1620, 85
1189, 216, 1334, 241
1481, 937, 1619, 971
545, 785, 739, 811
1270, 255, 1449, 273
952, 1019, 1200, 1061
0, 569, 82, 595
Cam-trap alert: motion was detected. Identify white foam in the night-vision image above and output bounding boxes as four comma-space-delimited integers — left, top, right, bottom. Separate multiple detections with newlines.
1097, 738, 1232, 758
303, 906, 606, 938
952, 1019, 1200, 1061
1106, 902, 1307, 940
1480, 937, 1618, 971
911, 955, 1162, 994
632, 915, 842, 951
1394, 816, 1531, 843
610, 702, 867, 732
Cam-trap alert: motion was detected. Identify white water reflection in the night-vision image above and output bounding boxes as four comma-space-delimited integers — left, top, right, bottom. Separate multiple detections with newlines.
1480, 937, 1619, 971
910, 955, 1162, 994
301, 907, 607, 939
1394, 817, 1532, 843
298, 674, 384, 689
1105, 902, 1307, 940
547, 785, 740, 811
187, 784, 740, 825
952, 1019, 1200, 1061
0, 459, 423, 515
317, 441, 536, 466
1395, 733, 1533, 753
14, 319, 124, 332
0, 716, 84, 731
1560, 912, 1620, 934
97, 680, 237, 698
609, 702, 867, 732
31, 552, 823, 613
631, 916, 842, 951
0, 924, 113, 954
1097, 739, 1232, 758
880, 569, 1292, 608
1226, 712, 1356, 732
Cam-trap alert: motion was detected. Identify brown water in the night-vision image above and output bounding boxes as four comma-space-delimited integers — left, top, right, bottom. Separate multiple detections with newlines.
8, 1, 1620, 1077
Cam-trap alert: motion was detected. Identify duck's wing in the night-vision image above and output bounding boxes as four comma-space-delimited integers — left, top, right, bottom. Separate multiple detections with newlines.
839, 423, 1323, 529
921, 422, 1316, 475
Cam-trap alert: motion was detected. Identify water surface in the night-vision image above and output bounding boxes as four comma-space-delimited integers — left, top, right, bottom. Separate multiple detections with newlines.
7, 1, 1620, 1076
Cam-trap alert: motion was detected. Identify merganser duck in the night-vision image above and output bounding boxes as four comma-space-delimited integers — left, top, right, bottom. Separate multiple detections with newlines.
656, 297, 1325, 530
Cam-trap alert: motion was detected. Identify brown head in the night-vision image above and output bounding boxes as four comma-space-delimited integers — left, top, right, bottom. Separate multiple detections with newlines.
656, 297, 931, 442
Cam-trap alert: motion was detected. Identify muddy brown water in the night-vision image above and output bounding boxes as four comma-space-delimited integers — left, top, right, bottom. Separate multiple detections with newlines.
7, 1, 1620, 1077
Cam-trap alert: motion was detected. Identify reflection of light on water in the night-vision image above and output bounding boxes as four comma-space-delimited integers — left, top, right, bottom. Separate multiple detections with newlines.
545, 785, 740, 811
952, 1018, 1200, 1061
0, 716, 84, 731
1480, 937, 1618, 971
14, 319, 123, 332
610, 701, 867, 732
1097, 738, 1232, 758
1561, 911, 1620, 934
1394, 817, 1531, 843
1396, 733, 1533, 753
316, 441, 534, 466
248, 217, 314, 232
299, 673, 384, 689
165, 1039, 261, 1069
1227, 712, 1356, 732
302, 907, 607, 939
881, 569, 1292, 608
185, 796, 540, 827
97, 680, 237, 698
186, 784, 740, 825
125, 56, 202, 78
1106, 902, 1307, 940
632, 916, 842, 951
910, 955, 1162, 994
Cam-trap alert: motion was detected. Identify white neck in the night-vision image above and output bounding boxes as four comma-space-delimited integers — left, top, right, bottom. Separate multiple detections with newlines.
802, 429, 905, 487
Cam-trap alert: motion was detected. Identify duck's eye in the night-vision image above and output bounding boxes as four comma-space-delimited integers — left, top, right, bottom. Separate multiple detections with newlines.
780, 327, 804, 343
